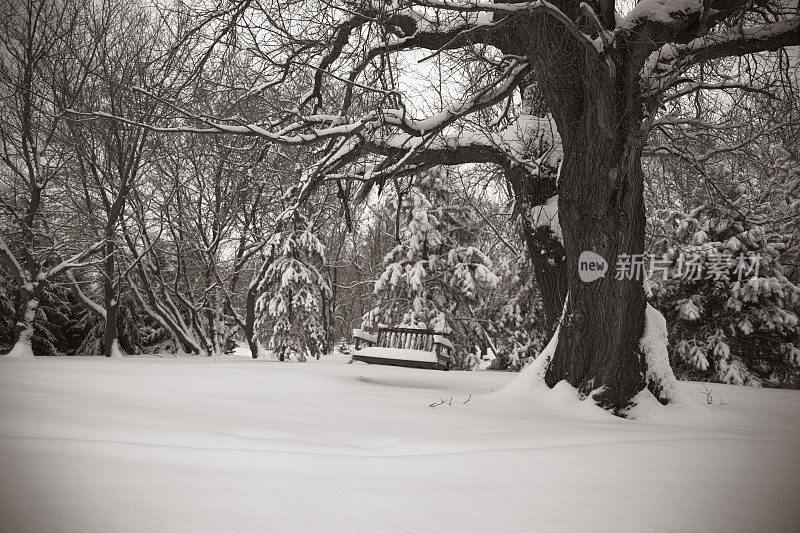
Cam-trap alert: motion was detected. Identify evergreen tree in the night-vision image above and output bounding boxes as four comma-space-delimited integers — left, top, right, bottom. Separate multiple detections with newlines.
488, 257, 549, 371
256, 212, 331, 361
365, 169, 498, 369
649, 144, 800, 387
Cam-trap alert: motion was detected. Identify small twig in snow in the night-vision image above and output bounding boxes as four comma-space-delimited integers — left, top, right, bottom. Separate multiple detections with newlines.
699, 383, 713, 404
429, 397, 447, 408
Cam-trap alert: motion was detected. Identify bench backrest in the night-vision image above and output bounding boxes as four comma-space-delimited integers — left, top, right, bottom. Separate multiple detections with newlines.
376, 327, 447, 352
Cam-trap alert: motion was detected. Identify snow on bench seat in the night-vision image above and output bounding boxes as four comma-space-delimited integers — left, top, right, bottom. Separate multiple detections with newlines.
354, 346, 439, 364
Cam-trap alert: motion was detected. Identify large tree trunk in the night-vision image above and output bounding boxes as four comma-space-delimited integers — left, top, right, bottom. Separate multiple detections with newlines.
508, 120, 654, 412
524, 25, 660, 412
545, 143, 649, 412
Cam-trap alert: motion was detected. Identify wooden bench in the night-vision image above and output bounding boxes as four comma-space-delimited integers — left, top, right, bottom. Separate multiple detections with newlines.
352, 327, 454, 371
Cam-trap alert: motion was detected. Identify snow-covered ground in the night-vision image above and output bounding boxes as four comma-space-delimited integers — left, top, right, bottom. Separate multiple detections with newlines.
1, 352, 798, 532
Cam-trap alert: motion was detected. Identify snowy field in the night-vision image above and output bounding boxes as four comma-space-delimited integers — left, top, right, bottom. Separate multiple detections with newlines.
1, 352, 799, 533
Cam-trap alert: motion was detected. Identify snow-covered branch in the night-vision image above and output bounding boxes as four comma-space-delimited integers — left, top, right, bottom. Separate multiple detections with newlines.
46, 240, 105, 278
679, 17, 800, 65
410, 0, 601, 56
66, 271, 107, 320
663, 80, 776, 102
0, 235, 28, 288
65, 109, 372, 146
642, 17, 800, 90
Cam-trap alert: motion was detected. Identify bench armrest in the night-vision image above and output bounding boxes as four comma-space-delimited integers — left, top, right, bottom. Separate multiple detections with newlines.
433, 334, 453, 351
353, 329, 377, 349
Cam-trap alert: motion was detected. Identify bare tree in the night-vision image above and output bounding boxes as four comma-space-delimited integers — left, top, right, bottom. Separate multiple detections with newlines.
0, 0, 104, 357
61, 0, 169, 357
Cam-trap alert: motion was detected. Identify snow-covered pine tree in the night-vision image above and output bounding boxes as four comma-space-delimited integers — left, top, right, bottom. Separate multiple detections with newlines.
255, 211, 331, 362
365, 169, 499, 369
28, 273, 91, 356
488, 257, 548, 371
649, 144, 800, 387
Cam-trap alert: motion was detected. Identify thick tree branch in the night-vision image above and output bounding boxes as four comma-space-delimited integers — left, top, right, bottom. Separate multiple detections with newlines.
66, 271, 107, 320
